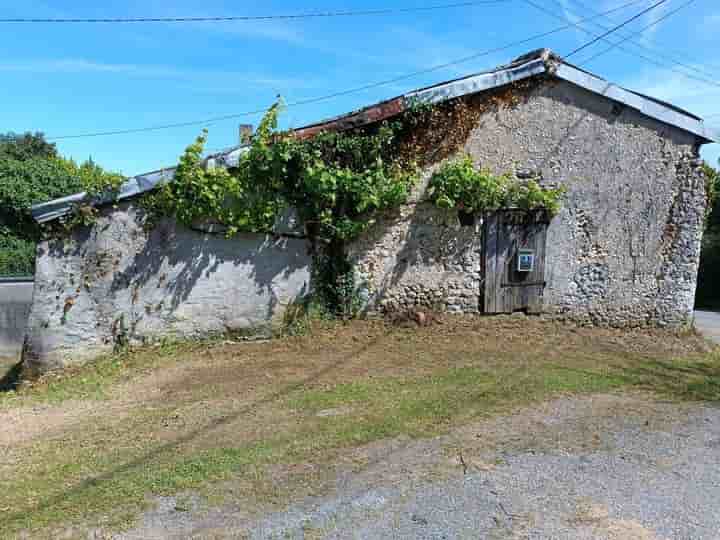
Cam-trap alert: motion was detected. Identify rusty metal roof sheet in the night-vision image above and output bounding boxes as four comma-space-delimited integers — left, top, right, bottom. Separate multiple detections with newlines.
31, 48, 719, 224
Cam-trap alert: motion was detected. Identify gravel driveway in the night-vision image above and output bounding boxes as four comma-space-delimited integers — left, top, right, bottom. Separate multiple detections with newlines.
120, 393, 720, 540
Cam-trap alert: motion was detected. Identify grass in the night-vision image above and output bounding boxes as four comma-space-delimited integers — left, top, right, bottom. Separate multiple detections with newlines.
0, 317, 718, 538
0, 338, 219, 408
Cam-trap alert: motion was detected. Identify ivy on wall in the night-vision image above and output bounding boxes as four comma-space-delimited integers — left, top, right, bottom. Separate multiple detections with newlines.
136, 99, 567, 315
427, 155, 565, 216
115, 91, 566, 316
141, 102, 419, 316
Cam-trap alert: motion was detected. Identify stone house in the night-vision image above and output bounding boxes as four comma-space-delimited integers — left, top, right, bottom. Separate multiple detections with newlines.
24, 49, 718, 374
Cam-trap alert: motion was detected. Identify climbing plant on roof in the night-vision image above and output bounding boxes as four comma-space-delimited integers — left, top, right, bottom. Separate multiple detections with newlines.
145, 101, 419, 316
146, 90, 564, 317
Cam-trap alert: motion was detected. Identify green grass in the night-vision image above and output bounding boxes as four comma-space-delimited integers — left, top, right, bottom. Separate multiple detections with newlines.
0, 339, 214, 409
1, 324, 718, 538
287, 365, 630, 445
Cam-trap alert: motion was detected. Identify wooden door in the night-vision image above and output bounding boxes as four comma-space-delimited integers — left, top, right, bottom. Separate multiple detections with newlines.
483, 210, 548, 314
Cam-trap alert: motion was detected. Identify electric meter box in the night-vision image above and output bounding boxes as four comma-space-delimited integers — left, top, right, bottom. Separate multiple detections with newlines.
517, 249, 535, 272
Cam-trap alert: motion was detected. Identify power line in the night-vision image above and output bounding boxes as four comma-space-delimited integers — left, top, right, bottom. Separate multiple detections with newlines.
0, 1, 507, 24
559, 0, 720, 80
565, 0, 669, 59
521, 0, 720, 88
564, 0, 720, 75
46, 0, 648, 141
578, 0, 696, 66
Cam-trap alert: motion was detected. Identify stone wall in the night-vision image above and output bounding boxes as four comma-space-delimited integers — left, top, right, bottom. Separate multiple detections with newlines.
0, 279, 33, 364
350, 203, 482, 314
352, 79, 706, 326
23, 203, 311, 373
23, 78, 709, 373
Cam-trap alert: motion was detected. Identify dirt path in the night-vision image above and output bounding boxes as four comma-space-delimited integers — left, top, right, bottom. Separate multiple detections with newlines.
118, 393, 720, 539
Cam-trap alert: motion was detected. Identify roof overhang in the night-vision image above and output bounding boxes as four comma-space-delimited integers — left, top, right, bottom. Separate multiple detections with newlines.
32, 147, 249, 224
31, 48, 719, 224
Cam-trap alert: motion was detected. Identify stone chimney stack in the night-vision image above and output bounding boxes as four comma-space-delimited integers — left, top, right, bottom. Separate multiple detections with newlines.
239, 124, 254, 145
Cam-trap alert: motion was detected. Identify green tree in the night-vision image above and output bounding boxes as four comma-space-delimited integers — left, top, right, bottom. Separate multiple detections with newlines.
696, 161, 720, 310
0, 131, 57, 161
704, 162, 720, 231
0, 133, 123, 276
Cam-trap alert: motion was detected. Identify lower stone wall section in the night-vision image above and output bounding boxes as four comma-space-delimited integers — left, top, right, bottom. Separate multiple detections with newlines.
23, 202, 312, 373
350, 204, 482, 314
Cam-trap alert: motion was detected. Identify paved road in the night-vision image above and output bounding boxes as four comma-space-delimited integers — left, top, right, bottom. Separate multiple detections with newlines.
695, 310, 720, 344
0, 280, 33, 364
121, 395, 720, 540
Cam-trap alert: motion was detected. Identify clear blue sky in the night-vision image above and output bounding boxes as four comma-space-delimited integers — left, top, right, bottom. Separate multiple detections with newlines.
1, 0, 718, 176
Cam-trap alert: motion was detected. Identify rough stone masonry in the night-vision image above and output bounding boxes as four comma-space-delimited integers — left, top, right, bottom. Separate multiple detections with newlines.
22, 57, 711, 374
350, 80, 707, 328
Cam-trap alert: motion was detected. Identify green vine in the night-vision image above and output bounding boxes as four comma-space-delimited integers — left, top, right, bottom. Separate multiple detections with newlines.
143, 102, 418, 315
427, 155, 565, 216
64, 159, 125, 228
138, 101, 565, 317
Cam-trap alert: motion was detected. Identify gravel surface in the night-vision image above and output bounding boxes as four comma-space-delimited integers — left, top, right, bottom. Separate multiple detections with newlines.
119, 394, 720, 540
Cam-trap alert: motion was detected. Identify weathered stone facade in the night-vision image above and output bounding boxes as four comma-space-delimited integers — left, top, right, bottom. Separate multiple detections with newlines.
23, 204, 311, 373
350, 202, 483, 314
22, 76, 709, 373
351, 80, 706, 326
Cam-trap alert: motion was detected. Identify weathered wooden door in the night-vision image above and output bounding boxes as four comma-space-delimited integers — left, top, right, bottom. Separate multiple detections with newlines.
483, 210, 548, 314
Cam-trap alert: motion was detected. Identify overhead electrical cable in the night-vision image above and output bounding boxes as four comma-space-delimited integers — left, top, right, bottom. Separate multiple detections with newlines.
554, 0, 717, 80
0, 1, 508, 23
564, 0, 670, 59
578, 0, 697, 66
46, 0, 649, 141
563, 0, 720, 75
521, 0, 720, 88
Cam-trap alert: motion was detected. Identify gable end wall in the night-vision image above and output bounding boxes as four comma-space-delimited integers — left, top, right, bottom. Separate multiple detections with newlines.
351, 79, 706, 326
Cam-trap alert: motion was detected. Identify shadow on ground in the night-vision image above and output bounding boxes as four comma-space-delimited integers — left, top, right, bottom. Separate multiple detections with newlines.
0, 359, 22, 392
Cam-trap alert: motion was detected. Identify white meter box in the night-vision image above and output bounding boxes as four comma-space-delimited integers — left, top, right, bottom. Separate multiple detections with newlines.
517, 249, 535, 272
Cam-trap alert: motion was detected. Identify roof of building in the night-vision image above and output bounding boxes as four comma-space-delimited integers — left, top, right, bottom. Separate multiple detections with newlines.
32, 48, 719, 224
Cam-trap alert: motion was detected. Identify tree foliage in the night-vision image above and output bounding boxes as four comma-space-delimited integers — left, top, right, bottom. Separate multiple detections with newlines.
703, 162, 719, 230
697, 161, 720, 310
0, 131, 57, 162
0, 132, 123, 276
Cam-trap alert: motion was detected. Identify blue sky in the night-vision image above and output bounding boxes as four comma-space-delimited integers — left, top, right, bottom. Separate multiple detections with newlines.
1, 0, 718, 176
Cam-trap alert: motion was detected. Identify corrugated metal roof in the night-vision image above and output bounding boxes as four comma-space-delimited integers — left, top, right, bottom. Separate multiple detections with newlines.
31, 48, 719, 224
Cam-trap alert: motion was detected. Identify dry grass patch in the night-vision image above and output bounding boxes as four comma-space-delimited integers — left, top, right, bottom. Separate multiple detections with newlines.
0, 316, 717, 538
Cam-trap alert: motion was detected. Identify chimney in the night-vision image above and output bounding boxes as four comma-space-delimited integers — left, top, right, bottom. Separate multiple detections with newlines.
239, 124, 253, 145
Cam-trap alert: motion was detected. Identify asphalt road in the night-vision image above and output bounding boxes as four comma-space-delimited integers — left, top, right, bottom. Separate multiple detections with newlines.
695, 310, 720, 345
